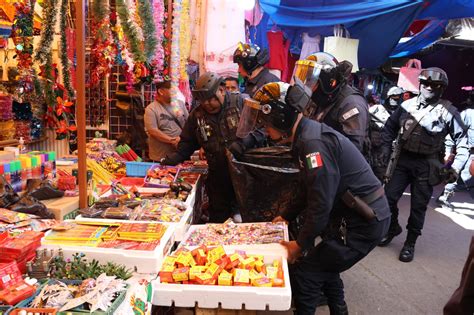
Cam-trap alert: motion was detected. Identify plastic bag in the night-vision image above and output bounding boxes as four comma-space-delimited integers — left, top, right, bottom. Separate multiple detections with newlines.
227, 147, 304, 222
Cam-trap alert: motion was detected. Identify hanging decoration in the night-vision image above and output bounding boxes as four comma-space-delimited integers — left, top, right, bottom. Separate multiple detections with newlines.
170, 0, 183, 107
178, 0, 192, 103
113, 13, 136, 92
152, 0, 166, 81
10, 1, 35, 75
137, 0, 157, 63
59, 0, 75, 98
89, 0, 115, 88
115, 0, 145, 64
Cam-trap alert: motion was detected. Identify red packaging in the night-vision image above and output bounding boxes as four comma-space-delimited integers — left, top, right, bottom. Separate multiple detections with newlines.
0, 281, 36, 305
0, 262, 22, 290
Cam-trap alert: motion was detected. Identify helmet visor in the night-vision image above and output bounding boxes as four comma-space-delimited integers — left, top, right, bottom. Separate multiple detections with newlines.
236, 98, 263, 138
419, 69, 446, 84
292, 60, 321, 91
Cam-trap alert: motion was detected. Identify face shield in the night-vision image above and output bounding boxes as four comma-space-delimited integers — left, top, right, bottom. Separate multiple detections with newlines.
236, 98, 268, 138
292, 60, 322, 92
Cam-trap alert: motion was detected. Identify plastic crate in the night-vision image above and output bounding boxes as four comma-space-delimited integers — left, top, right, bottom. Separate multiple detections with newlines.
125, 162, 155, 177
119, 177, 145, 186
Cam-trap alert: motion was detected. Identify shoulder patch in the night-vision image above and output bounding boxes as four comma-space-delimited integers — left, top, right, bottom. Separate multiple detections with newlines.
342, 107, 360, 121
305, 152, 323, 169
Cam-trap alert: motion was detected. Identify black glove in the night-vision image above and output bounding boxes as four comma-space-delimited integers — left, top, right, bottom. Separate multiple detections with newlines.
228, 141, 246, 160
444, 168, 459, 184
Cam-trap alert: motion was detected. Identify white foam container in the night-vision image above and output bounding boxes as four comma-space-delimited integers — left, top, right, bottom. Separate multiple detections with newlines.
179, 223, 289, 257
151, 247, 292, 310
40, 220, 176, 274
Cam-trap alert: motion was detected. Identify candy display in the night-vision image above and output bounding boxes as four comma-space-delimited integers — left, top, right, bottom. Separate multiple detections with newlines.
42, 222, 168, 250
159, 246, 285, 287
181, 221, 287, 247
139, 199, 187, 222
145, 165, 179, 187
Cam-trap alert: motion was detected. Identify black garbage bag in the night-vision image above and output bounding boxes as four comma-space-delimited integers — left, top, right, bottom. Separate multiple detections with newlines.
227, 146, 304, 222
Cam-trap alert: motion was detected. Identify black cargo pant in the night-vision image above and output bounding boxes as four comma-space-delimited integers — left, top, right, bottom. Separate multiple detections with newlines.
291, 214, 390, 315
205, 168, 236, 223
385, 153, 433, 236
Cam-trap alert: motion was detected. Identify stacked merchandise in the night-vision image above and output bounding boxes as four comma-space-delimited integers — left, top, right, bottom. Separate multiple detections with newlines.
159, 245, 285, 287
0, 231, 44, 273
0, 208, 58, 234
0, 93, 15, 141
0, 261, 36, 306
42, 222, 168, 251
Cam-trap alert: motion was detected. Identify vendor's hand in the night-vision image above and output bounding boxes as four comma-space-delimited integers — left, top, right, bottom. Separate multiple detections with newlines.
199, 148, 206, 160
170, 137, 180, 148
280, 240, 302, 264
272, 216, 288, 224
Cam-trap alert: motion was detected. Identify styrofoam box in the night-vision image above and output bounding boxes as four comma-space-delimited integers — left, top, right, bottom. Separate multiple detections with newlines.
40, 220, 176, 274
179, 223, 289, 257
151, 247, 292, 311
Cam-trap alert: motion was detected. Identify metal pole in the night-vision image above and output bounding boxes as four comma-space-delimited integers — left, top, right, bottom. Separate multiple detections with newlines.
76, 0, 87, 208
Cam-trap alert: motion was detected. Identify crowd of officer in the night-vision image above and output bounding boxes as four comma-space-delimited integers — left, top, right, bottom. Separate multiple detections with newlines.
147, 42, 473, 315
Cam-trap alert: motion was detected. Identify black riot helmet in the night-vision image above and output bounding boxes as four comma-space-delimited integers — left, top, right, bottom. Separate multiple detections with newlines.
233, 42, 269, 75
237, 82, 308, 138
418, 67, 449, 87
192, 72, 223, 101
293, 52, 351, 106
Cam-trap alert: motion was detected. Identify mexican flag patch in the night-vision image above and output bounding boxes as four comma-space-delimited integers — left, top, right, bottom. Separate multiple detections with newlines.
306, 152, 323, 169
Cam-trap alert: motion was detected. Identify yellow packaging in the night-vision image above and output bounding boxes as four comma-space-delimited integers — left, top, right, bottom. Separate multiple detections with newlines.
172, 267, 189, 282
159, 265, 175, 283
254, 276, 273, 287
189, 266, 207, 280
249, 270, 264, 285
227, 253, 242, 269
240, 257, 256, 270
176, 251, 194, 267
195, 273, 214, 285
195, 249, 207, 265
206, 262, 222, 279
254, 260, 265, 272
218, 272, 233, 286
208, 246, 226, 263
249, 254, 264, 262
233, 269, 250, 286
162, 256, 177, 268
266, 266, 278, 279
273, 259, 280, 268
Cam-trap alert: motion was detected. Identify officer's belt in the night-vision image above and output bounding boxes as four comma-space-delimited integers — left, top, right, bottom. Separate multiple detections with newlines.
341, 187, 385, 221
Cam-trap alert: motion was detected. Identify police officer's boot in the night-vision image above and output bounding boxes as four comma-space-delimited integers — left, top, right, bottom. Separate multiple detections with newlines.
437, 189, 454, 209
399, 232, 418, 263
378, 217, 402, 246
328, 302, 349, 315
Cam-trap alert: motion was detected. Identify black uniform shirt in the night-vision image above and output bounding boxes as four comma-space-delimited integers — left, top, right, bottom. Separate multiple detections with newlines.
313, 85, 369, 152
283, 118, 388, 250
244, 68, 280, 96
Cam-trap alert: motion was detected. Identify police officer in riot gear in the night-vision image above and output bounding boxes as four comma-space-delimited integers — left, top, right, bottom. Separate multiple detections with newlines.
162, 72, 265, 223
233, 42, 279, 96
384, 86, 405, 114
292, 52, 370, 157
379, 67, 469, 263
368, 86, 404, 181
238, 81, 390, 315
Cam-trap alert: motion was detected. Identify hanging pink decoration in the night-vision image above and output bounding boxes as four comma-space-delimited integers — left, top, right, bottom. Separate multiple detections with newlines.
153, 0, 165, 81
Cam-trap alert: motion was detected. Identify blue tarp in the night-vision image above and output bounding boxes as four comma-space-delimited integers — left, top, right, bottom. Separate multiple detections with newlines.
256, 0, 474, 69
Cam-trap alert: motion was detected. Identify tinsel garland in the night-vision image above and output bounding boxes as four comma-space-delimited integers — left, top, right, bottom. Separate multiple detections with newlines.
152, 0, 165, 81
137, 0, 157, 63
127, 0, 144, 41
178, 0, 190, 80
170, 0, 182, 107
59, 0, 75, 98
34, 0, 59, 64
114, 14, 136, 91
89, 0, 115, 88
116, 0, 145, 63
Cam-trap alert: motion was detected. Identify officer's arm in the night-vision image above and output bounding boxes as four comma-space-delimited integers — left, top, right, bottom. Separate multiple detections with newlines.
381, 107, 402, 148
163, 112, 200, 165
338, 97, 368, 152
448, 111, 470, 172
290, 139, 340, 250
